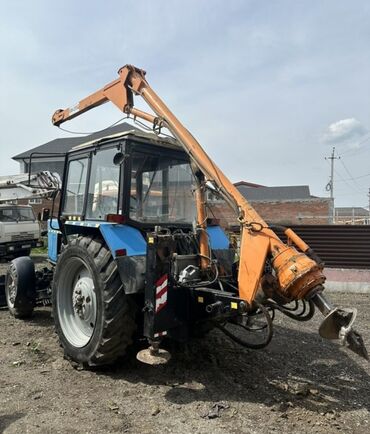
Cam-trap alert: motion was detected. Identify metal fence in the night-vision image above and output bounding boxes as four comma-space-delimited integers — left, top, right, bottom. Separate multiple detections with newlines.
275, 225, 370, 269
230, 225, 370, 269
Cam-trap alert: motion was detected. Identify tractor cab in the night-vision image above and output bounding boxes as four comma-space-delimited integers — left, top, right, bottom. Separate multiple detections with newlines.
59, 130, 197, 230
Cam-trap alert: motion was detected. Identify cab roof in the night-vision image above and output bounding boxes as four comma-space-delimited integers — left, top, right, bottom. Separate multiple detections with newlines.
13, 122, 182, 161
70, 127, 182, 154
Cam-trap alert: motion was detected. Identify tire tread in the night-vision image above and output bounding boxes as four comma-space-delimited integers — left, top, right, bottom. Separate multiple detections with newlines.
53, 235, 136, 367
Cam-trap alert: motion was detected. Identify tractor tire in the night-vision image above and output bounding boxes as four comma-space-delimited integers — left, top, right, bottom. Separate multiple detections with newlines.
6, 257, 36, 318
52, 235, 136, 367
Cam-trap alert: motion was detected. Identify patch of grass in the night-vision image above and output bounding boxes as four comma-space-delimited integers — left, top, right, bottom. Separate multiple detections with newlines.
32, 246, 48, 255
27, 341, 41, 354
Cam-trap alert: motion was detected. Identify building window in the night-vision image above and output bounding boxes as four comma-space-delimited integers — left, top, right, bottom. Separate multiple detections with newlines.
29, 198, 43, 205
5, 200, 18, 205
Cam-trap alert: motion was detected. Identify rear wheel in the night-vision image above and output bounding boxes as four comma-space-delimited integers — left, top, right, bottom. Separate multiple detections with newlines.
52, 236, 136, 367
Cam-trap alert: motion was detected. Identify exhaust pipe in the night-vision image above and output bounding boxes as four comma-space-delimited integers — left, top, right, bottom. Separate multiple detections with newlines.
309, 288, 368, 360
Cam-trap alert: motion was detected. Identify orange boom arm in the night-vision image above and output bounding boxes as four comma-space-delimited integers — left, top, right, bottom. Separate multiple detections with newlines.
52, 65, 324, 305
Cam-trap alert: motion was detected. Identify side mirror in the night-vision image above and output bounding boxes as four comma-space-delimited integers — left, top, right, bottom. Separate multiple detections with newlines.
41, 208, 50, 221
113, 152, 125, 166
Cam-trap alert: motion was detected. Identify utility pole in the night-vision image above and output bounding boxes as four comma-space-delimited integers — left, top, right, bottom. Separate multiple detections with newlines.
325, 147, 340, 224
368, 187, 370, 225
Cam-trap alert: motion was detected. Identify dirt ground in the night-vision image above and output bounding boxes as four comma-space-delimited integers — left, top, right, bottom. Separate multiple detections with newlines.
0, 257, 369, 434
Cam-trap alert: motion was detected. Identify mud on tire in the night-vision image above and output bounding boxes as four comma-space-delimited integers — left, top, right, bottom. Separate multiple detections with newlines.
52, 235, 137, 367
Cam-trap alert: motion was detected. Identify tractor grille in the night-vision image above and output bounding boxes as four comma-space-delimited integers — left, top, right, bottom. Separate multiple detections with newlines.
11, 233, 35, 242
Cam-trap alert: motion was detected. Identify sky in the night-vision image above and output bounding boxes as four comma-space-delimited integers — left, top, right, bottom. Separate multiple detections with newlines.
1, 0, 370, 208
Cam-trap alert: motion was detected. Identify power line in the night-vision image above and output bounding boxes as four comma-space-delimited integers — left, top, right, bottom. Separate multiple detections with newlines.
340, 133, 370, 157
333, 167, 365, 193
337, 151, 362, 190
335, 171, 370, 183
325, 148, 368, 192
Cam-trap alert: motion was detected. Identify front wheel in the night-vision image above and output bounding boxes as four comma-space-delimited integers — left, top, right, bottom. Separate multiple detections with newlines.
6, 257, 35, 318
52, 236, 137, 367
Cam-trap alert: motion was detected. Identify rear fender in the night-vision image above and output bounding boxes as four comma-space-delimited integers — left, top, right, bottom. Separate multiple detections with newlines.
58, 220, 147, 259
58, 222, 155, 294
99, 223, 147, 294
98, 223, 147, 258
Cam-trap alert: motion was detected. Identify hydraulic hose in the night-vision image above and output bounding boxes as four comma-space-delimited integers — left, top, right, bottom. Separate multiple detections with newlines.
217, 302, 273, 349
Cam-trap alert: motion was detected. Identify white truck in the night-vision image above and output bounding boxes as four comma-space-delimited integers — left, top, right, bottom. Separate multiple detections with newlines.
0, 172, 61, 258
0, 204, 43, 258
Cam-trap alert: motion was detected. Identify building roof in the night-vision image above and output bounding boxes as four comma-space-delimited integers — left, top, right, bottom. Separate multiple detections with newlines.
237, 184, 312, 202
335, 207, 369, 217
12, 122, 177, 161
234, 180, 265, 188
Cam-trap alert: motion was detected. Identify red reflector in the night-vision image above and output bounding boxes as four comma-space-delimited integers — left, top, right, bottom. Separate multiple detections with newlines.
106, 214, 126, 224
115, 249, 127, 257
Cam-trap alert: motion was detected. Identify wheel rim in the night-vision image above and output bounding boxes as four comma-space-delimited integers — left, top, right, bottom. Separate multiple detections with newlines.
6, 274, 16, 308
57, 257, 97, 348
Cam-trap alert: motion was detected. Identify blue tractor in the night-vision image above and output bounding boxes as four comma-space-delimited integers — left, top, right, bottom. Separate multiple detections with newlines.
5, 128, 236, 366
2, 64, 367, 366
50, 128, 227, 365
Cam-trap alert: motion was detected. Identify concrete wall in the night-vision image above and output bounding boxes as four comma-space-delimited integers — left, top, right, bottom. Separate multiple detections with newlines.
324, 268, 370, 293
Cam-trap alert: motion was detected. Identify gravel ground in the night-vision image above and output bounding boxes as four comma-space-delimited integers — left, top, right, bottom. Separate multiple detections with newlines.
0, 257, 369, 434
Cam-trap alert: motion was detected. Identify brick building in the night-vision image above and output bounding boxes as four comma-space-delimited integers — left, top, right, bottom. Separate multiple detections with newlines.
208, 181, 333, 227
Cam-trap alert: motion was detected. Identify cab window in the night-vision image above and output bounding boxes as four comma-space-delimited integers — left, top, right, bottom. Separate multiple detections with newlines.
63, 158, 88, 215
129, 151, 196, 224
86, 148, 120, 220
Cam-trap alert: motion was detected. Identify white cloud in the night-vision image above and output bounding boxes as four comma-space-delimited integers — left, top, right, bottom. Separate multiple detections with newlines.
322, 118, 368, 146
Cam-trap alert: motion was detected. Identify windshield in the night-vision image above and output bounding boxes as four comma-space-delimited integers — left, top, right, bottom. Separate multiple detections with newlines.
0, 207, 36, 222
130, 151, 196, 224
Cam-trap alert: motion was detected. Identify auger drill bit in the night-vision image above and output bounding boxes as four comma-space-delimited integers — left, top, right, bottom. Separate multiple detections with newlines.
309, 288, 368, 360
